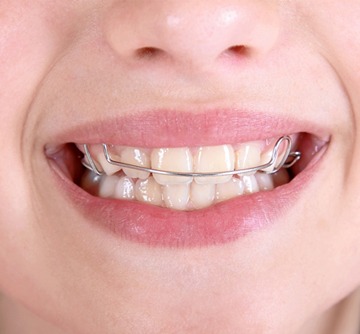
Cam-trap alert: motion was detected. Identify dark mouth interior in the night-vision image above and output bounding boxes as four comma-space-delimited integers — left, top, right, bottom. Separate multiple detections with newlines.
46, 132, 322, 193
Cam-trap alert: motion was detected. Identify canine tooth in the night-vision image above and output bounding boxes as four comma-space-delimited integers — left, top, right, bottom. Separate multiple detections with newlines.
135, 177, 163, 205
235, 142, 262, 175
78, 145, 104, 174
99, 175, 119, 198
260, 139, 287, 173
215, 177, 244, 202
255, 173, 274, 191
163, 184, 190, 210
151, 148, 193, 185
120, 147, 150, 180
98, 157, 122, 176
194, 145, 234, 184
190, 183, 215, 209
114, 176, 135, 200
87, 144, 121, 176
242, 175, 260, 194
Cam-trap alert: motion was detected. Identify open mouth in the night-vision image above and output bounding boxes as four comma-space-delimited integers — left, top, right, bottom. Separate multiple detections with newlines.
47, 131, 323, 209
44, 111, 329, 247
76, 134, 302, 210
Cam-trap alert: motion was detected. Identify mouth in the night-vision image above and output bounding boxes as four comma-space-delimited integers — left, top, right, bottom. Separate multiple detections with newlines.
45, 110, 329, 247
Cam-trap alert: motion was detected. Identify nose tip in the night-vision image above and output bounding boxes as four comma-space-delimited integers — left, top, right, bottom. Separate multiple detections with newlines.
104, 1, 280, 69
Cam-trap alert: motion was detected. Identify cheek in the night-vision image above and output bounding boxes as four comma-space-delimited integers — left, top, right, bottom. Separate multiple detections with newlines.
306, 1, 360, 303
312, 4, 360, 190
295, 1, 360, 201
0, 2, 82, 226
0, 1, 81, 136
0, 7, 50, 141
295, 1, 360, 112
0, 0, 79, 313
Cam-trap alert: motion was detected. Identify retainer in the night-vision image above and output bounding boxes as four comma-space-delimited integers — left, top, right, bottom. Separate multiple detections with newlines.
82, 136, 301, 177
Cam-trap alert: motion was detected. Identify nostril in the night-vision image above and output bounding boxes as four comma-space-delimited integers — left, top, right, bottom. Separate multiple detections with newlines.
219, 45, 251, 64
226, 45, 249, 57
135, 47, 164, 59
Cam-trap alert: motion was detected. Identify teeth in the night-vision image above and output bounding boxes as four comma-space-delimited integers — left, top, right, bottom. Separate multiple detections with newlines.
235, 142, 262, 175
190, 183, 216, 209
241, 175, 260, 194
255, 173, 274, 191
215, 177, 244, 202
78, 134, 297, 211
79, 136, 289, 179
260, 139, 287, 173
119, 147, 151, 180
114, 176, 135, 200
99, 175, 119, 198
163, 184, 190, 210
151, 148, 193, 185
194, 145, 234, 184
135, 177, 163, 206
76, 144, 105, 174
89, 144, 122, 176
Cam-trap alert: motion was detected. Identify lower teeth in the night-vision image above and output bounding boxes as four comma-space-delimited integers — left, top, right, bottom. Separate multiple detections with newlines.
80, 168, 290, 211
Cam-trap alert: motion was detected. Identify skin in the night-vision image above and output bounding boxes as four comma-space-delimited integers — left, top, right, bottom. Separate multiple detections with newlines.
1, 0, 360, 333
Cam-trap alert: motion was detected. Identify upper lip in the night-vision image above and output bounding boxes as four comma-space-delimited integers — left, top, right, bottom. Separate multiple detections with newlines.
47, 108, 330, 148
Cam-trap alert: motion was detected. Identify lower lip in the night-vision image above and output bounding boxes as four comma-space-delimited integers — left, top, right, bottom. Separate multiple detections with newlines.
51, 158, 321, 248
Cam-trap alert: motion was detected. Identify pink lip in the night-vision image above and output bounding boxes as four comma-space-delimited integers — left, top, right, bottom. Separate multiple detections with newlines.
53, 164, 319, 247
53, 109, 329, 147
47, 110, 329, 247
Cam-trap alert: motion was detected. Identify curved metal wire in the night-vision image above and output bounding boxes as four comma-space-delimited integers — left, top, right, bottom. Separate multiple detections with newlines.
82, 135, 301, 177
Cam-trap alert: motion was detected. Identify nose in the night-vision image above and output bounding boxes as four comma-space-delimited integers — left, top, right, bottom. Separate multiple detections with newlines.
104, 1, 280, 70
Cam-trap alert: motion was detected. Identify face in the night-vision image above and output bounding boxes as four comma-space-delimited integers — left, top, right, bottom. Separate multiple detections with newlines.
1, 1, 360, 333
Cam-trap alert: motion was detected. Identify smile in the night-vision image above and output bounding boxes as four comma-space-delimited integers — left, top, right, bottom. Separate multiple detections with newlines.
76, 135, 301, 211
45, 110, 329, 246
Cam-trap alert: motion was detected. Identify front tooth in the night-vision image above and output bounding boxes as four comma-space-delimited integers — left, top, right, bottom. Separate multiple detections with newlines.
99, 175, 119, 198
194, 145, 234, 184
135, 177, 163, 206
151, 148, 193, 185
114, 176, 135, 200
215, 177, 244, 202
120, 147, 151, 180
190, 183, 215, 209
163, 184, 190, 210
235, 142, 262, 175
241, 175, 260, 194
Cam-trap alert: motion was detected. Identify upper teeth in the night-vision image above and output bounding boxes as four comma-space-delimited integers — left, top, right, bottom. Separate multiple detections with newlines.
121, 147, 151, 180
77, 135, 297, 185
152, 147, 193, 185
194, 145, 235, 184
76, 136, 300, 210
